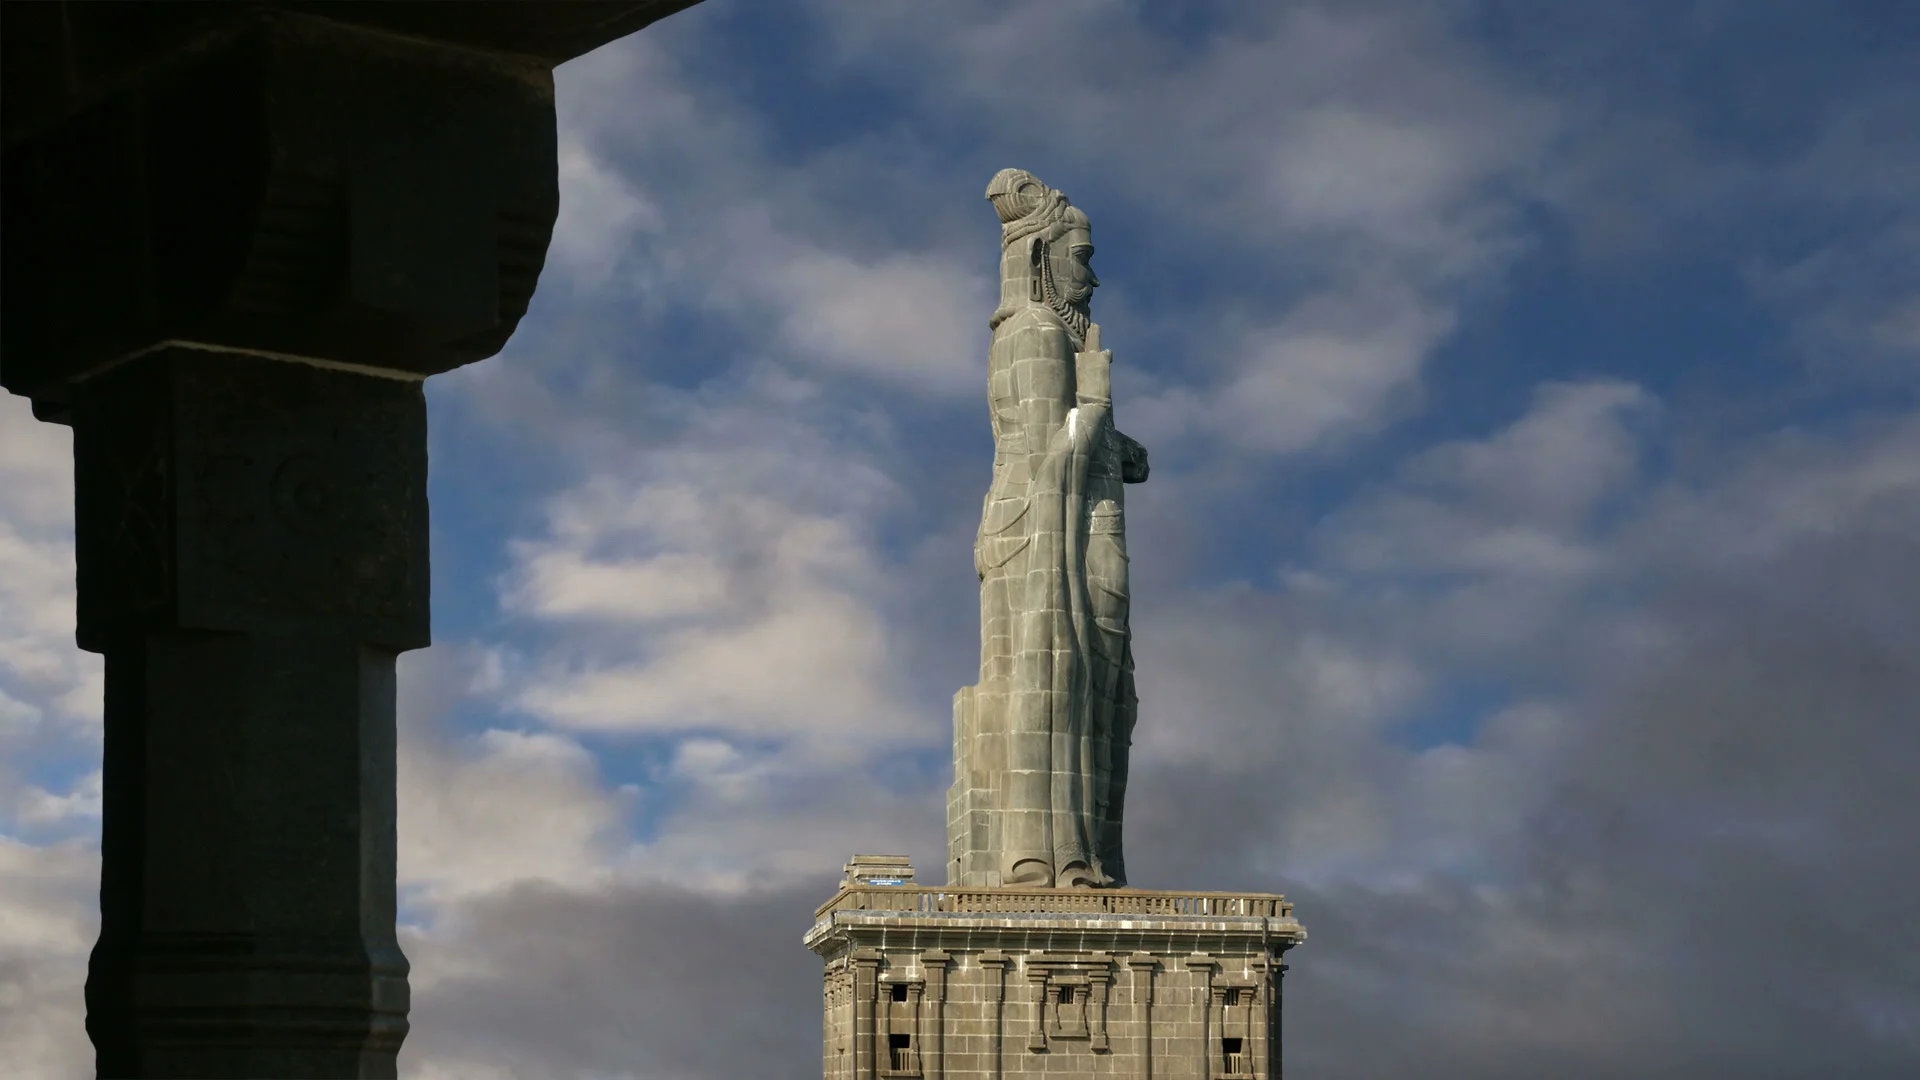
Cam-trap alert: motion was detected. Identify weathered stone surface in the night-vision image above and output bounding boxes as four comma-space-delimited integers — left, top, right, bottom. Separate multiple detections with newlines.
808, 875, 1305, 1079
816, 171, 1306, 1079
951, 170, 1149, 891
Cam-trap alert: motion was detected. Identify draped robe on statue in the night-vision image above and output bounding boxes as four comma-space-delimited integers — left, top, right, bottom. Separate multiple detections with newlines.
949, 170, 1148, 889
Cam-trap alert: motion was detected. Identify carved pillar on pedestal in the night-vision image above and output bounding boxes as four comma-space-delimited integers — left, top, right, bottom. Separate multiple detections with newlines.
1262, 956, 1287, 1080
877, 978, 894, 1074
905, 981, 925, 1075
1088, 955, 1112, 1052
1026, 967, 1051, 1053
1185, 955, 1219, 1080
1127, 953, 1157, 1079
1, 3, 698, 1076
851, 951, 882, 1080
921, 951, 950, 1080
980, 952, 1011, 1080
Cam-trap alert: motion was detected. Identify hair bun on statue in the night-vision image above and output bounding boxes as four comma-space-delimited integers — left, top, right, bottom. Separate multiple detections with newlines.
987, 168, 1075, 251
986, 167, 1047, 222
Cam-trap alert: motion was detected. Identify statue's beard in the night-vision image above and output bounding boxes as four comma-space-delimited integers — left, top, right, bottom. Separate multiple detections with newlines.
1038, 246, 1092, 342
1053, 294, 1091, 341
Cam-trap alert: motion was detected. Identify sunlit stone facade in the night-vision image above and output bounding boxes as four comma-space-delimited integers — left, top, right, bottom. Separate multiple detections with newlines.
808, 863, 1305, 1079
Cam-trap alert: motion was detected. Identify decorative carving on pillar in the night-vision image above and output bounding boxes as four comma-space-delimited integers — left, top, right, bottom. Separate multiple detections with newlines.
1186, 954, 1220, 1080
852, 951, 883, 1080
979, 952, 1012, 1080
825, 965, 854, 1080
920, 950, 950, 1080
1026, 966, 1051, 1052
904, 982, 924, 1076
1088, 962, 1113, 1052
1127, 953, 1157, 1079
1263, 955, 1288, 1080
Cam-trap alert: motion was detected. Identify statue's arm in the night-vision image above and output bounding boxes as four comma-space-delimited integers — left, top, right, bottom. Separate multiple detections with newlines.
1076, 324, 1146, 481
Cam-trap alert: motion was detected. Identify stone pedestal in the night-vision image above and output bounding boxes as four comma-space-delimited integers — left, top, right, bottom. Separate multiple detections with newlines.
808, 866, 1305, 1080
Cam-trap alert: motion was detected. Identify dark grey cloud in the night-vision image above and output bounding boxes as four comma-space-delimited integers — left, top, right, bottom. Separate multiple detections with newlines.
401, 879, 835, 1080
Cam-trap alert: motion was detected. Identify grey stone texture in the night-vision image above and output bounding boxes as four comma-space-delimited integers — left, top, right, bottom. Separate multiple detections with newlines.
952, 169, 1151, 890
817, 171, 1308, 1078
807, 875, 1306, 1079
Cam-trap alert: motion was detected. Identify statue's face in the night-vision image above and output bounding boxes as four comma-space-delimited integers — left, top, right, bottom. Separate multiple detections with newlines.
1054, 223, 1099, 305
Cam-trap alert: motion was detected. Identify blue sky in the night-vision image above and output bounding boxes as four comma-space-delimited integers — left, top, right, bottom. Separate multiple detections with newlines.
3, 1, 1917, 1076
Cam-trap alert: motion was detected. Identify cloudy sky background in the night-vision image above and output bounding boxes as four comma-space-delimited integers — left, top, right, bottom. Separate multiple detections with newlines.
4, 1, 1918, 1076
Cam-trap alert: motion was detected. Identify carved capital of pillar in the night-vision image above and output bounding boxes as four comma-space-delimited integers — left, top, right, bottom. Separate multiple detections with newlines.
920, 949, 952, 983
4, 8, 582, 420
72, 348, 430, 653
1088, 967, 1113, 1052
978, 950, 1013, 995
1026, 968, 1051, 1052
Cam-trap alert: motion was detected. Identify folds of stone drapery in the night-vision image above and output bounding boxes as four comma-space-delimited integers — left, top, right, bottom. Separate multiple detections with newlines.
950, 306, 1140, 890
1004, 312, 1110, 888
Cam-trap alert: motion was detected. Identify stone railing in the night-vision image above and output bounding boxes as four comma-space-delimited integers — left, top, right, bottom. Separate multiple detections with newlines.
816, 885, 1294, 920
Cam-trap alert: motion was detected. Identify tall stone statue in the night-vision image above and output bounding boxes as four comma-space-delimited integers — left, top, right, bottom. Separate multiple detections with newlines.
949, 169, 1150, 890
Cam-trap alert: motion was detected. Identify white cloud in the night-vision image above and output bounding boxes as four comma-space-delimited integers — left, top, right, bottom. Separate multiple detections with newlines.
11, 771, 101, 830
759, 249, 987, 392
396, 649, 635, 907
0, 838, 96, 1080
493, 423, 929, 748
549, 137, 663, 285
1204, 285, 1457, 454
0, 397, 101, 738
1317, 379, 1654, 580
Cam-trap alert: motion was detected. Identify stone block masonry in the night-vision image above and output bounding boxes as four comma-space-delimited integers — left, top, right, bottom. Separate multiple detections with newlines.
808, 875, 1305, 1079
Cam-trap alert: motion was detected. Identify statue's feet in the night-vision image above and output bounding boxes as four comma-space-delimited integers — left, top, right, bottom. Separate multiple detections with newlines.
1058, 861, 1103, 889
1007, 858, 1054, 887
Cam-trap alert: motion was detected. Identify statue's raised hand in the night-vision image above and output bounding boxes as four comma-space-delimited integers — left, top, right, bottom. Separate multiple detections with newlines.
1076, 322, 1113, 407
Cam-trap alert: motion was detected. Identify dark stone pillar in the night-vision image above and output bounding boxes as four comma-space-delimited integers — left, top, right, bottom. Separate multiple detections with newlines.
1, 3, 701, 1076
74, 347, 427, 1078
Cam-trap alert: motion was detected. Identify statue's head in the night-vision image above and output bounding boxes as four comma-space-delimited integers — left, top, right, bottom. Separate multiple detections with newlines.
986, 169, 1098, 337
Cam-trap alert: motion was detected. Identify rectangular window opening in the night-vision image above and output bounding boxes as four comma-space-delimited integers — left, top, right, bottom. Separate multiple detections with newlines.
1223, 1036, 1246, 1074
889, 1032, 913, 1070
889, 982, 909, 1002
1225, 988, 1240, 1006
